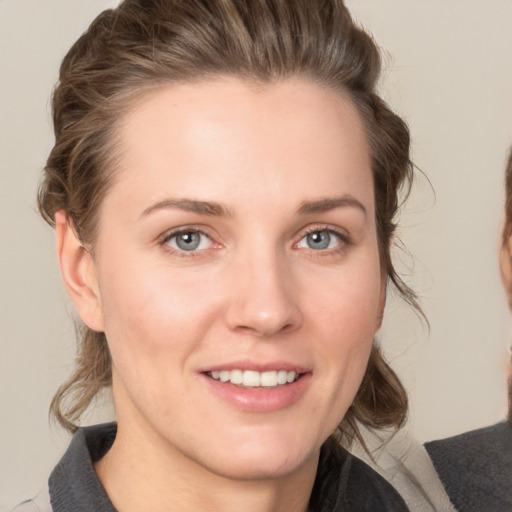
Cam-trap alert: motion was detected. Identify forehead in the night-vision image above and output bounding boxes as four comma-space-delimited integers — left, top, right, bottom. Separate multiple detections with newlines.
109, 77, 373, 215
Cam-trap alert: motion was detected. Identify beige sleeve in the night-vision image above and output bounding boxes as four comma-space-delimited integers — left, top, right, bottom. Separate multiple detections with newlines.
349, 426, 456, 512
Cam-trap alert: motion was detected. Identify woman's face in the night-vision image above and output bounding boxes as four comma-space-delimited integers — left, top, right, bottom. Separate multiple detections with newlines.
81, 78, 384, 480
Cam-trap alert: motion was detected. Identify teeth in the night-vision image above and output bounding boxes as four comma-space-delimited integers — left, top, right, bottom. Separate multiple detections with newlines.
230, 369, 243, 384
277, 370, 288, 385
209, 369, 299, 387
260, 371, 277, 387
243, 370, 260, 387
286, 371, 296, 383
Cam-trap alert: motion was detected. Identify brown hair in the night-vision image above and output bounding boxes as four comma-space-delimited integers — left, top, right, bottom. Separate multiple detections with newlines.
39, 0, 417, 442
503, 148, 512, 244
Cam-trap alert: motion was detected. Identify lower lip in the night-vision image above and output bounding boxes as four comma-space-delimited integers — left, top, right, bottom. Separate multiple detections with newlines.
201, 373, 312, 413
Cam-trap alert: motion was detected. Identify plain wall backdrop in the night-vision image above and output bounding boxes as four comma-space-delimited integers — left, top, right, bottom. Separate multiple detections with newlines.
1, 0, 511, 508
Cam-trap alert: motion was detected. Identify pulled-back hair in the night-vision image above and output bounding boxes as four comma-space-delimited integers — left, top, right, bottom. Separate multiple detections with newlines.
39, 0, 418, 444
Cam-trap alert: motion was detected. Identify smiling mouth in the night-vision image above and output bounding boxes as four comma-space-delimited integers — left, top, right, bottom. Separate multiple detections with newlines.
206, 369, 301, 388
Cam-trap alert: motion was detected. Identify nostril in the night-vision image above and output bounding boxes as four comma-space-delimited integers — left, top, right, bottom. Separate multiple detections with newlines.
232, 320, 296, 338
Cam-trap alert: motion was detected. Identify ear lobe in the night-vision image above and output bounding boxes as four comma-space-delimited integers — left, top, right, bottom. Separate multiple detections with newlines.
55, 211, 105, 332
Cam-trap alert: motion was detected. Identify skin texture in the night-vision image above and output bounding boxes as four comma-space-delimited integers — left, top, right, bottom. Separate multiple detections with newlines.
56, 78, 385, 512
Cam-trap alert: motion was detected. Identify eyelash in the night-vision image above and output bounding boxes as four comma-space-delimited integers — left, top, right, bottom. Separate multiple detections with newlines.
295, 225, 350, 255
159, 227, 216, 258
158, 225, 350, 258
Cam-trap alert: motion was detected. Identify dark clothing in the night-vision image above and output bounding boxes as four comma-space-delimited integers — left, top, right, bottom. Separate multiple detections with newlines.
48, 423, 117, 512
310, 437, 410, 511
45, 422, 409, 511
425, 421, 512, 512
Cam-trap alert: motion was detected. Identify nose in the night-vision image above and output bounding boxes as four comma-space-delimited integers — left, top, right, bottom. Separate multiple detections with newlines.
224, 252, 303, 338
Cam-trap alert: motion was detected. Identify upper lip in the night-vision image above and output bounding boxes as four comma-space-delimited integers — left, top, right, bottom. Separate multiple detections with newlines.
199, 360, 309, 374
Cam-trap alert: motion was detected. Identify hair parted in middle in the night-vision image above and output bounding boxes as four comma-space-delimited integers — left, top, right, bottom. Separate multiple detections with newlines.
38, 0, 418, 445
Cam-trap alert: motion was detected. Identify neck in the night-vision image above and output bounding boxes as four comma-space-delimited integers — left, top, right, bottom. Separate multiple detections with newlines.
95, 419, 319, 512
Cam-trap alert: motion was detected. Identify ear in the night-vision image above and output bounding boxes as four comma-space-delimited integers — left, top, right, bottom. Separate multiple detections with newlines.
55, 211, 105, 332
499, 235, 512, 309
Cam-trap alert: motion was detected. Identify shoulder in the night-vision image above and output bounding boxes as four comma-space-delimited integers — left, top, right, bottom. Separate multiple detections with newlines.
425, 421, 512, 511
425, 421, 512, 473
426, 421, 512, 457
11, 487, 52, 512
351, 426, 455, 511
314, 439, 410, 511
344, 454, 411, 510
48, 423, 117, 512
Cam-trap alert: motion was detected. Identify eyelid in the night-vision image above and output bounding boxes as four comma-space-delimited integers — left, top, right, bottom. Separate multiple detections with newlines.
295, 224, 349, 241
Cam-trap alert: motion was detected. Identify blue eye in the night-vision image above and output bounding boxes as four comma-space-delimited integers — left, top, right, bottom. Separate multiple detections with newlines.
165, 230, 212, 252
297, 229, 341, 250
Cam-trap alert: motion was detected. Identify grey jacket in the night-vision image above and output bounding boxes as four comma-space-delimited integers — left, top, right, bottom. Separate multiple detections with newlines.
425, 421, 512, 512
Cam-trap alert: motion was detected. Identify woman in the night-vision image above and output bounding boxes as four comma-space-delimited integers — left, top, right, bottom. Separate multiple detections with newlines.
425, 149, 512, 512
17, 0, 422, 510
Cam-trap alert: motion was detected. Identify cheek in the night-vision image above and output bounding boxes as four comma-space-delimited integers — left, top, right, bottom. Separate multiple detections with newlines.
303, 259, 382, 406
97, 260, 220, 376
306, 260, 383, 345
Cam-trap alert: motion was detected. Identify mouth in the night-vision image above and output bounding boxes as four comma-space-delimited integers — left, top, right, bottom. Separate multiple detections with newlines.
201, 365, 311, 412
206, 369, 301, 389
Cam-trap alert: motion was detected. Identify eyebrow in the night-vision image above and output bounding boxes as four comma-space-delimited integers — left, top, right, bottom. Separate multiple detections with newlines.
141, 195, 367, 219
141, 198, 233, 218
297, 195, 367, 218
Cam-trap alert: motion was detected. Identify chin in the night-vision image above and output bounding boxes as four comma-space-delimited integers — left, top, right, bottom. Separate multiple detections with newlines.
207, 448, 315, 481
192, 428, 322, 481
